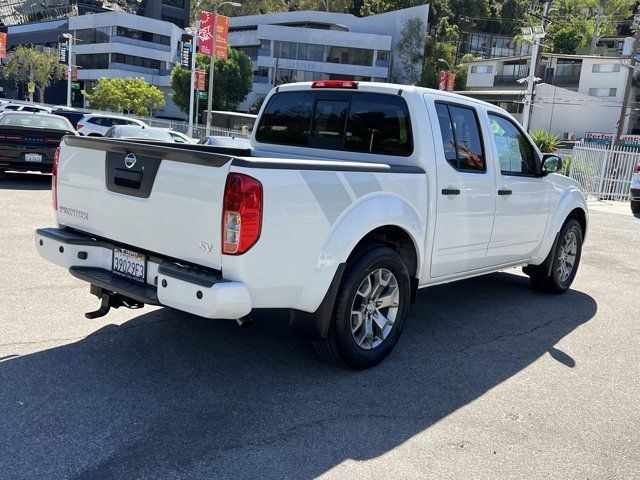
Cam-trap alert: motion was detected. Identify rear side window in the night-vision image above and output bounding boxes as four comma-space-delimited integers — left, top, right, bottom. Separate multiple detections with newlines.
256, 91, 413, 156
435, 103, 485, 172
256, 92, 312, 146
345, 93, 412, 156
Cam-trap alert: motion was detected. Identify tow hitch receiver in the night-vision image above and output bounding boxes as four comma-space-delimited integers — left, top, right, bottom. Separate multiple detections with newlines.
85, 285, 145, 319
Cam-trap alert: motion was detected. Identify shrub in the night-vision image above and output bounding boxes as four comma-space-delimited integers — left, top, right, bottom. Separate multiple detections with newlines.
530, 129, 561, 153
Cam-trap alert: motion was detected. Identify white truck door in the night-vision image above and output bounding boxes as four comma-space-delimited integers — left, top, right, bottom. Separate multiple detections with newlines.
428, 100, 497, 278
484, 112, 550, 264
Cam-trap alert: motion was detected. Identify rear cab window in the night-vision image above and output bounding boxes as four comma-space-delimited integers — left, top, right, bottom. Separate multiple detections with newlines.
256, 90, 413, 156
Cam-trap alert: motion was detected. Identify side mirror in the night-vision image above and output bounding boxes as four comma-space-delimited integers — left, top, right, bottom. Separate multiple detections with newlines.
541, 154, 562, 175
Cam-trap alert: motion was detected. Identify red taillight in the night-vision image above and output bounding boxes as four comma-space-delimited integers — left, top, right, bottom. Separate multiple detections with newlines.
76, 124, 84, 131
311, 80, 358, 89
52, 146, 60, 211
634, 164, 640, 173
45, 137, 61, 145
5, 134, 23, 142
222, 173, 262, 255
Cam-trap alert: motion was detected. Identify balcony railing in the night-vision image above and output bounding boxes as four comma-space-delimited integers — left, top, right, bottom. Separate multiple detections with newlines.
494, 74, 525, 86
551, 74, 580, 87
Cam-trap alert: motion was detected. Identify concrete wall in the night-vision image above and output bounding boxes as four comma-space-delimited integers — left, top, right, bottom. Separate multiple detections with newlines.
530, 84, 626, 138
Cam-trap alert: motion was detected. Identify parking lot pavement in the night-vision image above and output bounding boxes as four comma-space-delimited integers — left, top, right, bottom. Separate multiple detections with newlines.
0, 171, 639, 480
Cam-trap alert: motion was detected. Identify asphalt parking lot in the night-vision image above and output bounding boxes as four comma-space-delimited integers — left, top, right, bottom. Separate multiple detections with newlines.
1, 172, 639, 480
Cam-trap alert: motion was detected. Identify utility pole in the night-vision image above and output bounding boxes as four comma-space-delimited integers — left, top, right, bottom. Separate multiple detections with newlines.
589, 7, 604, 55
614, 14, 640, 147
522, 0, 551, 132
65, 34, 74, 107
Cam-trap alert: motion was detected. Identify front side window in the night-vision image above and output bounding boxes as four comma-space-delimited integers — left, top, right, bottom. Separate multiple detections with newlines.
488, 113, 538, 176
435, 103, 485, 172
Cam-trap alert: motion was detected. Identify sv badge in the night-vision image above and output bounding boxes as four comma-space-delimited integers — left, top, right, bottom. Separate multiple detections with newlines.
199, 242, 213, 253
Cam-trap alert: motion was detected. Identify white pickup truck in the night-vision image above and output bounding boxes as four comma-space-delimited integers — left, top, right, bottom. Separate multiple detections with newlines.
36, 81, 587, 369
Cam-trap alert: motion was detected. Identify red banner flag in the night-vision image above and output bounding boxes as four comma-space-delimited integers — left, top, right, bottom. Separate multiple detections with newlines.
199, 11, 214, 57
194, 69, 206, 91
438, 70, 448, 91
0, 32, 6, 60
199, 12, 229, 59
214, 14, 229, 59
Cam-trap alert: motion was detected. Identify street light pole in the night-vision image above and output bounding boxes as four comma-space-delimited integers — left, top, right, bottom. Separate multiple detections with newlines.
187, 21, 200, 138
205, 10, 218, 137
62, 33, 74, 107
204, 1, 241, 137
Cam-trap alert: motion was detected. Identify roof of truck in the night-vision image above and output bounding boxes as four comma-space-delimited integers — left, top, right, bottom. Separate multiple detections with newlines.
273, 81, 498, 111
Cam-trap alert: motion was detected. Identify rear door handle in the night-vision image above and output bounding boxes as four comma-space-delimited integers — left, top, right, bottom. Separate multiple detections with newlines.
441, 188, 460, 196
498, 189, 513, 196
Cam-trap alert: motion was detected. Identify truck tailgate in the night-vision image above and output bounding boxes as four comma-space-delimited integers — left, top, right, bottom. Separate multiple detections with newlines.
56, 137, 233, 270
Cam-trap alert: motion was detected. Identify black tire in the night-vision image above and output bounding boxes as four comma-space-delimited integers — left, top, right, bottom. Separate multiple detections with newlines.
313, 245, 411, 369
526, 218, 583, 294
631, 200, 640, 214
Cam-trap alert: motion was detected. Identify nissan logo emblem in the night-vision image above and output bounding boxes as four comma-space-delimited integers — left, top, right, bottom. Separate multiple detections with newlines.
124, 153, 137, 169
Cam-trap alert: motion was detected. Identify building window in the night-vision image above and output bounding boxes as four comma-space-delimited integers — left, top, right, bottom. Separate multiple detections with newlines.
272, 41, 374, 66
259, 39, 271, 52
469, 34, 490, 57
161, 15, 185, 27
111, 53, 166, 70
592, 63, 621, 73
162, 0, 185, 7
377, 50, 389, 61
115, 26, 170, 46
76, 27, 112, 45
76, 53, 109, 69
236, 46, 258, 61
588, 88, 617, 97
470, 65, 493, 73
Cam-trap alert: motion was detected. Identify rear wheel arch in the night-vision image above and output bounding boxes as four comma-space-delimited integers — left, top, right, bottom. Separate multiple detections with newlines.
289, 224, 420, 341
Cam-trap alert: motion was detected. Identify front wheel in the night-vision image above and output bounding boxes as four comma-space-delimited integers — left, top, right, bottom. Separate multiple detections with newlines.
313, 246, 411, 369
526, 218, 583, 294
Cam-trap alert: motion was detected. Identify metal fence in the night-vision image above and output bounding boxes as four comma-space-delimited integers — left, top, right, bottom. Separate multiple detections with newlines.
564, 141, 640, 201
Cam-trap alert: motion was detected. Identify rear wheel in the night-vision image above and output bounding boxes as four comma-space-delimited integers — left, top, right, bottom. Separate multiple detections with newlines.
631, 200, 640, 214
313, 246, 411, 369
526, 218, 583, 294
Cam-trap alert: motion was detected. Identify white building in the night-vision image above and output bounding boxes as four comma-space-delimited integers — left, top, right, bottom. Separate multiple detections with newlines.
462, 53, 635, 138
69, 12, 186, 118
228, 6, 430, 111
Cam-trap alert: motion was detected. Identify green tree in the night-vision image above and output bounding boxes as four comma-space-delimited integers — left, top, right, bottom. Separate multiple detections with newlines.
83, 77, 165, 116
1, 45, 65, 102
170, 48, 253, 115
420, 19, 459, 89
395, 17, 427, 84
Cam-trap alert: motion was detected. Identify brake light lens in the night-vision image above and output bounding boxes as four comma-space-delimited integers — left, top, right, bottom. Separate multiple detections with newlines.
45, 137, 61, 145
5, 134, 23, 142
76, 124, 84, 131
52, 146, 60, 210
311, 80, 358, 89
222, 173, 262, 255
634, 164, 640, 173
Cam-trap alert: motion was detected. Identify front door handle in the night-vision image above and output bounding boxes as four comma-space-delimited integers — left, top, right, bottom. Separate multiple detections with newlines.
441, 188, 461, 195
498, 189, 513, 196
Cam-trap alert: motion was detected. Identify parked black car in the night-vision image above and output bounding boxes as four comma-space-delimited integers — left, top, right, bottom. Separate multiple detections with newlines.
51, 108, 89, 129
0, 112, 78, 174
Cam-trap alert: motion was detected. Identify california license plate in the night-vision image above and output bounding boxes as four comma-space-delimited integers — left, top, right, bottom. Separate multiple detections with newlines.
112, 248, 146, 283
25, 153, 43, 162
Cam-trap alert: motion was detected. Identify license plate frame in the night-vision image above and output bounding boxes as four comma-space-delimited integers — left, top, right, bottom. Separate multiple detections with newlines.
25, 153, 43, 162
112, 248, 147, 284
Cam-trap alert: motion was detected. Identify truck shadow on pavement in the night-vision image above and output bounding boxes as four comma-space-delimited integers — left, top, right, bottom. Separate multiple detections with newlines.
0, 172, 51, 190
0, 272, 597, 479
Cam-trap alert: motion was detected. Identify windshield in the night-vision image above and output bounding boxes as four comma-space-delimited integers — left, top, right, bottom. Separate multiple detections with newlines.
0, 113, 72, 130
111, 126, 173, 142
